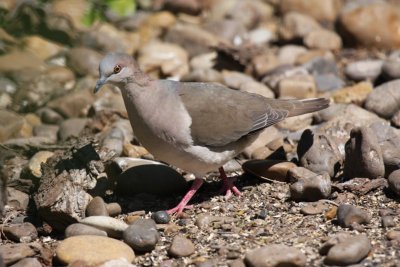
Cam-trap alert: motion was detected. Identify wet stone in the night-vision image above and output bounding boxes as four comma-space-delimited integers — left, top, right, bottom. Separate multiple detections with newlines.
151, 210, 171, 224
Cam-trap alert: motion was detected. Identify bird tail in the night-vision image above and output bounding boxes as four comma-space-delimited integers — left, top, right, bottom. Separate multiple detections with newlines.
287, 98, 330, 117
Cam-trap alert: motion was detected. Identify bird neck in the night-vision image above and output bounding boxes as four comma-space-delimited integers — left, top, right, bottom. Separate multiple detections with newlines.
128, 71, 151, 87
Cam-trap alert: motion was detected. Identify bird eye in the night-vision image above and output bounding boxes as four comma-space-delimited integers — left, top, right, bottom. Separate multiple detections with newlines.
113, 65, 121, 74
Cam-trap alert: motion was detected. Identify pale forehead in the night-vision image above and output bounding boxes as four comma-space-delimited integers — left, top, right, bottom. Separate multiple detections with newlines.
99, 53, 133, 72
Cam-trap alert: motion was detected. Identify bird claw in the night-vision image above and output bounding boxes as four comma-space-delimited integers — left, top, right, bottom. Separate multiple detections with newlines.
219, 178, 242, 200
166, 204, 194, 215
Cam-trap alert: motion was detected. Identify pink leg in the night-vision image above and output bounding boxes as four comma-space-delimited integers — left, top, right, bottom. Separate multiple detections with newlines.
218, 167, 241, 199
167, 178, 204, 215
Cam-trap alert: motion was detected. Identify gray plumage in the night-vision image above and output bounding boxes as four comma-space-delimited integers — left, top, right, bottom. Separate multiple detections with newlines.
95, 53, 329, 177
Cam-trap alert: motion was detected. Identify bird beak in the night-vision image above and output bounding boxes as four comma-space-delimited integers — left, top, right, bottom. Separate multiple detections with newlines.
94, 78, 106, 94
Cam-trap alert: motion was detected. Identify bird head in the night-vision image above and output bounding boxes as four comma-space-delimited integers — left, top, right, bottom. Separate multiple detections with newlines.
94, 53, 138, 93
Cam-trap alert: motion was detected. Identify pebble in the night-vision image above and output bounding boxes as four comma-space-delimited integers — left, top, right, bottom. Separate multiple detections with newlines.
277, 74, 316, 98
56, 235, 135, 265
28, 151, 54, 178
280, 12, 321, 40
314, 73, 345, 92
0, 110, 25, 142
297, 130, 342, 177
290, 172, 331, 201
386, 230, 400, 241
365, 80, 400, 119
344, 126, 385, 179
65, 223, 108, 237
278, 45, 307, 65
9, 257, 42, 267
331, 81, 373, 105
58, 118, 88, 141
32, 124, 59, 141
47, 89, 94, 118
86, 196, 109, 217
7, 187, 29, 211
80, 216, 128, 238
123, 218, 160, 252
344, 60, 383, 82
36, 107, 63, 124
0, 243, 36, 265
1, 222, 38, 242
280, 0, 340, 22
243, 160, 296, 182
300, 202, 329, 215
245, 244, 306, 267
337, 204, 371, 228
323, 234, 371, 266
229, 259, 246, 267
67, 47, 103, 77
381, 216, 396, 228
196, 213, 235, 229
168, 235, 195, 258
276, 113, 313, 131
304, 29, 342, 50
151, 211, 171, 224
106, 203, 122, 217
102, 127, 125, 156
388, 170, 400, 196
382, 51, 400, 79
339, 2, 400, 49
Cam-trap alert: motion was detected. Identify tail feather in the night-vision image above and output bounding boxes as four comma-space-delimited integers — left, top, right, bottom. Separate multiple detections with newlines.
287, 98, 330, 117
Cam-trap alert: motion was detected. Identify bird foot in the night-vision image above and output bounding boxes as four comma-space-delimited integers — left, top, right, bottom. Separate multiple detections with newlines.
166, 178, 204, 216
166, 204, 194, 215
218, 167, 241, 200
219, 177, 242, 200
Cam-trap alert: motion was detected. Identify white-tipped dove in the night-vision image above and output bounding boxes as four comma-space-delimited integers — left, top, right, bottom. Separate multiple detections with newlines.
95, 53, 329, 214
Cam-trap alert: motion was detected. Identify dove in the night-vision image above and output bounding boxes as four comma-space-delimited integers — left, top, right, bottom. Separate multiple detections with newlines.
95, 53, 329, 214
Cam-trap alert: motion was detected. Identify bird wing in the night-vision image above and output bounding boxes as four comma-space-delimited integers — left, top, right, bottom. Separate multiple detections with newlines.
176, 82, 290, 147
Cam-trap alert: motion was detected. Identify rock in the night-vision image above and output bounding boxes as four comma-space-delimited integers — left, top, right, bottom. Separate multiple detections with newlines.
382, 216, 396, 228
0, 244, 36, 265
345, 59, 383, 82
138, 41, 189, 78
297, 129, 342, 177
276, 113, 313, 131
323, 234, 371, 266
344, 126, 385, 179
168, 235, 195, 258
165, 23, 223, 57
280, 12, 321, 40
277, 74, 317, 98
391, 110, 400, 127
36, 108, 63, 125
115, 159, 187, 196
382, 51, 400, 79
161, 0, 202, 15
195, 213, 235, 229
0, 50, 44, 73
80, 23, 140, 55
1, 222, 38, 242
365, 79, 400, 119
245, 244, 306, 267
339, 2, 400, 49
290, 172, 331, 201
0, 110, 25, 142
80, 216, 128, 238
243, 160, 297, 182
123, 218, 159, 252
229, 259, 246, 267
190, 52, 217, 70
123, 143, 150, 158
151, 211, 171, 224
102, 127, 124, 157
86, 197, 109, 217
300, 202, 329, 215
314, 73, 345, 92
387, 230, 400, 241
278, 45, 308, 65
246, 27, 275, 46
7, 188, 29, 211
33, 124, 59, 142
22, 35, 64, 60
287, 167, 318, 181
262, 65, 308, 90
106, 203, 122, 217
10, 257, 42, 267
239, 81, 274, 99
304, 29, 342, 50
28, 151, 54, 179
331, 81, 373, 105
337, 204, 371, 228
65, 223, 108, 237
56, 235, 135, 265
388, 170, 400, 196
58, 118, 88, 141
47, 89, 94, 118
369, 122, 400, 174
243, 126, 282, 158
67, 47, 103, 77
